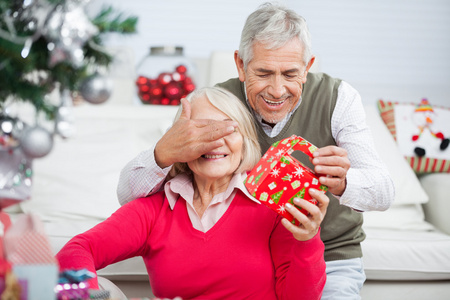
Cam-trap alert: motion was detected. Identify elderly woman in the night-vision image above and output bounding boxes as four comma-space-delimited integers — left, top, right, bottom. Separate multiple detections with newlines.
56, 87, 329, 300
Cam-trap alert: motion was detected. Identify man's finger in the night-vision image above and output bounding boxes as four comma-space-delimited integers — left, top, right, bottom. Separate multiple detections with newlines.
313, 156, 349, 169
206, 121, 237, 141
315, 165, 347, 177
194, 118, 238, 129
192, 139, 227, 159
313, 145, 347, 157
179, 97, 191, 120
191, 119, 237, 141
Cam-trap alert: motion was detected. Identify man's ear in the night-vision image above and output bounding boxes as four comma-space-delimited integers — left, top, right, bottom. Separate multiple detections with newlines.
234, 50, 246, 82
302, 55, 316, 83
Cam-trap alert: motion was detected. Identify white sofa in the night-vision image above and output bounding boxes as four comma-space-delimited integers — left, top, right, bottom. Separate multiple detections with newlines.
5, 52, 450, 299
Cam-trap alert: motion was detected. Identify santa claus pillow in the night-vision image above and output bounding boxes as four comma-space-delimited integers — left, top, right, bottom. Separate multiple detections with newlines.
377, 99, 450, 174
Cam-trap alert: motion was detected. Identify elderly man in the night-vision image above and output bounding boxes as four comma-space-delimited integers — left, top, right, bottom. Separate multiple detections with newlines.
117, 3, 395, 299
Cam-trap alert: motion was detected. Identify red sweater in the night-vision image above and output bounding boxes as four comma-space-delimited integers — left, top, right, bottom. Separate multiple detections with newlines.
56, 190, 325, 299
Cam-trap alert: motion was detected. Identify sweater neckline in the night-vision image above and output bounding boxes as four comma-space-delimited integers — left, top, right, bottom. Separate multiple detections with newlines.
177, 190, 243, 238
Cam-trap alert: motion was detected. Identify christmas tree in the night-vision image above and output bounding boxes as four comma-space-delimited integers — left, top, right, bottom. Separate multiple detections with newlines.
0, 0, 137, 157
0, 0, 137, 118
0, 0, 137, 207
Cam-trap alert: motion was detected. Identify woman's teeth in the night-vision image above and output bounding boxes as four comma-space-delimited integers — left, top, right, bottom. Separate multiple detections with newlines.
203, 154, 226, 159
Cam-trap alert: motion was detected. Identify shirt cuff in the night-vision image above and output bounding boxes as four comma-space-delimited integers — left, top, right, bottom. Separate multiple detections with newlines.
137, 144, 171, 178
336, 168, 364, 211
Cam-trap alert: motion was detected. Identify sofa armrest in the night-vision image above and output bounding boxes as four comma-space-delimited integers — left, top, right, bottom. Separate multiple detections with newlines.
420, 173, 450, 235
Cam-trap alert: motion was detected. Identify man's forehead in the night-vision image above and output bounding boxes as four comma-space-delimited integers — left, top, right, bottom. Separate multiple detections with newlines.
250, 60, 305, 72
249, 39, 305, 65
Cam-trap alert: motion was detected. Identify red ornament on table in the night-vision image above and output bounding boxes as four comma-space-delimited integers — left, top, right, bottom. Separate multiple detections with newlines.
136, 64, 196, 105
157, 73, 172, 85
175, 65, 187, 73
164, 82, 183, 100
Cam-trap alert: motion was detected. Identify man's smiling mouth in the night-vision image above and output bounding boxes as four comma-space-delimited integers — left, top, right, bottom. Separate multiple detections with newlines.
263, 97, 287, 106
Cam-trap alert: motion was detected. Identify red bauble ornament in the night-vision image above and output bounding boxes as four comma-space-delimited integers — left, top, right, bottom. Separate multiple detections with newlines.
137, 79, 164, 103
164, 81, 183, 100
139, 93, 151, 102
172, 72, 186, 82
148, 83, 163, 98
176, 65, 187, 73
138, 84, 150, 93
150, 98, 161, 105
137, 65, 196, 105
136, 76, 149, 86
184, 82, 196, 94
160, 97, 170, 105
157, 73, 172, 85
183, 76, 196, 93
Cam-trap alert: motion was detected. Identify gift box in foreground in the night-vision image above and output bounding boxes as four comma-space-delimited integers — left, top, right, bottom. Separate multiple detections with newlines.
4, 214, 58, 300
245, 135, 327, 225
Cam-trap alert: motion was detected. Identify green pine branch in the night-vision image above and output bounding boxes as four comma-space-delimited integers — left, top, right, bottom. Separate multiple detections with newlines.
92, 6, 139, 34
0, 1, 138, 118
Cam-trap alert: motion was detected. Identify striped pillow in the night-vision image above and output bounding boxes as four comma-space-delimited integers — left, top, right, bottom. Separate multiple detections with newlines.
377, 99, 450, 174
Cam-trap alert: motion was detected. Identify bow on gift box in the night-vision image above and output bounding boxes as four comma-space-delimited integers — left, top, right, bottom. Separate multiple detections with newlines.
245, 135, 327, 225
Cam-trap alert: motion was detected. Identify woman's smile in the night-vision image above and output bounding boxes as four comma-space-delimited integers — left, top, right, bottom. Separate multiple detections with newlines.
201, 153, 228, 159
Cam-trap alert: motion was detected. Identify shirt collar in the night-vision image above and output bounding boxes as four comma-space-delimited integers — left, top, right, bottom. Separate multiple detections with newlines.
164, 171, 260, 210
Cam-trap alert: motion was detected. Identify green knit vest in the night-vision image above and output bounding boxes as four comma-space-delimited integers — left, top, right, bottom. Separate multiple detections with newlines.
217, 73, 365, 261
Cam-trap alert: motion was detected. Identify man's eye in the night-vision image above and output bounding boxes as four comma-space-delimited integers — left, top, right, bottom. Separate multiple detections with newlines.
257, 74, 269, 78
284, 74, 296, 79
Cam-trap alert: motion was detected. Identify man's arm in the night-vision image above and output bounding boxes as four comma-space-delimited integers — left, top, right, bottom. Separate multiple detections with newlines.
116, 146, 170, 205
313, 81, 395, 212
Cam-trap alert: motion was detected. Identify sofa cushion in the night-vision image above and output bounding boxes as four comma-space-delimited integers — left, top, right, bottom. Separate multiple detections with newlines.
364, 105, 429, 205
420, 173, 450, 235
362, 227, 450, 280
377, 99, 450, 174
363, 204, 433, 231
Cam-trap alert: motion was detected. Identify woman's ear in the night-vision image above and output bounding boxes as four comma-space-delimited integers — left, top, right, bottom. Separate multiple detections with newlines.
234, 51, 246, 82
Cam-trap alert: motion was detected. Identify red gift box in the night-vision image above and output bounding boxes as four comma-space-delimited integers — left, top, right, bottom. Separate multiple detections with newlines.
245, 135, 327, 225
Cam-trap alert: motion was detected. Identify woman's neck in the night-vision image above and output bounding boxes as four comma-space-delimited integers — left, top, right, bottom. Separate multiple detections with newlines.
192, 174, 233, 218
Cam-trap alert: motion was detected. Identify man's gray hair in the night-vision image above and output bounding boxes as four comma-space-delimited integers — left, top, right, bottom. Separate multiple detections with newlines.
238, 2, 312, 69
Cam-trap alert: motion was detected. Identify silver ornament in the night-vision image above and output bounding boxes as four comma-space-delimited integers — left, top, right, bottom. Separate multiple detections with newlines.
0, 114, 25, 151
55, 106, 76, 138
55, 90, 76, 138
19, 125, 54, 158
0, 148, 33, 207
43, 1, 98, 68
79, 74, 113, 104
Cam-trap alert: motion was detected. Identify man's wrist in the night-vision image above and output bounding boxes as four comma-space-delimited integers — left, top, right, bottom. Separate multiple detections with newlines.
154, 142, 171, 169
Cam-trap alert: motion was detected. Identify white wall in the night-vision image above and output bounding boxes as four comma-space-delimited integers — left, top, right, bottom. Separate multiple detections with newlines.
89, 0, 450, 107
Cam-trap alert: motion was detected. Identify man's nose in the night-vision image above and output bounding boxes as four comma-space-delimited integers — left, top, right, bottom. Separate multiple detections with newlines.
268, 76, 285, 98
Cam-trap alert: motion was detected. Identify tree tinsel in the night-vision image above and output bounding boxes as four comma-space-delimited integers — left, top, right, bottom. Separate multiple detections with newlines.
0, 0, 138, 119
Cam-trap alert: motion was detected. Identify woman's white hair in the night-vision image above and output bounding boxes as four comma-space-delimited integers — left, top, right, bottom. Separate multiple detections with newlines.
238, 2, 312, 69
171, 87, 261, 176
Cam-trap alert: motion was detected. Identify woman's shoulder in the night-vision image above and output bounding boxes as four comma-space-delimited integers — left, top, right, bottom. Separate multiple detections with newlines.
123, 190, 167, 212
